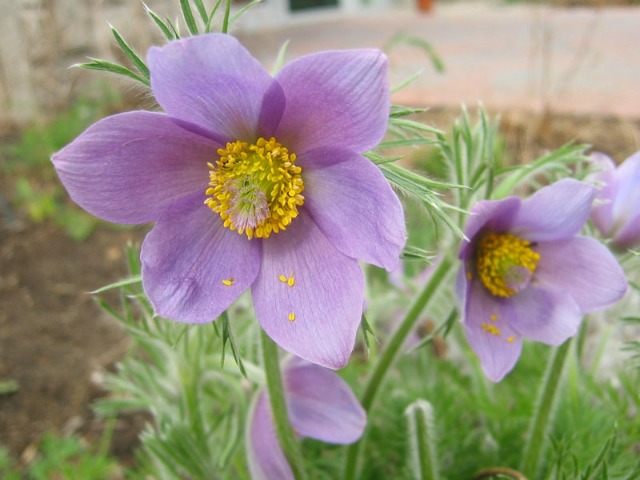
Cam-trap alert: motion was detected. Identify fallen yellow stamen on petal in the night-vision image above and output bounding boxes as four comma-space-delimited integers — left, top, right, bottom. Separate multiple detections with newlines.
278, 274, 288, 283
222, 278, 235, 286
288, 312, 296, 322
287, 276, 295, 287
481, 322, 501, 336
507, 336, 515, 343
490, 314, 497, 322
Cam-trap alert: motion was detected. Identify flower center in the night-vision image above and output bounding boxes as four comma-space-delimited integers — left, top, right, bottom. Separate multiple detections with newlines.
476, 233, 540, 298
205, 137, 304, 240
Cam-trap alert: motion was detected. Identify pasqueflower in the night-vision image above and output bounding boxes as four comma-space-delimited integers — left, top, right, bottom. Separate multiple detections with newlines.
590, 151, 640, 249
52, 33, 405, 369
246, 357, 365, 480
458, 179, 627, 382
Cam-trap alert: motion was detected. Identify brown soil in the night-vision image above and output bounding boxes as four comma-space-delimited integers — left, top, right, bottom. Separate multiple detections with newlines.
0, 108, 638, 467
0, 221, 147, 465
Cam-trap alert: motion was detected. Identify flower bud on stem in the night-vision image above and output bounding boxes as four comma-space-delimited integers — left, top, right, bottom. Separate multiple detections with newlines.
343, 256, 453, 480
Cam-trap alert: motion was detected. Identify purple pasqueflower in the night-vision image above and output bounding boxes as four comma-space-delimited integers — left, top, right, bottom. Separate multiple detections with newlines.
590, 151, 640, 249
52, 33, 406, 369
246, 357, 365, 480
458, 179, 627, 382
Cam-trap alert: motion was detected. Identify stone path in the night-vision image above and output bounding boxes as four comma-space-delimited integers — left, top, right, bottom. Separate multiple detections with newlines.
236, 3, 640, 118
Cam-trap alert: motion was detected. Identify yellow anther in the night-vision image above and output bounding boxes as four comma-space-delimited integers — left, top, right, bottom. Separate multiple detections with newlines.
222, 278, 235, 286
205, 137, 304, 240
278, 273, 295, 287
288, 312, 296, 322
481, 322, 502, 336
490, 314, 497, 322
476, 233, 540, 298
507, 336, 515, 343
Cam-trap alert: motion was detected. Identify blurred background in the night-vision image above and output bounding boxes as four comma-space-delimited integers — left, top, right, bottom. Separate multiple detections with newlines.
1, 0, 639, 476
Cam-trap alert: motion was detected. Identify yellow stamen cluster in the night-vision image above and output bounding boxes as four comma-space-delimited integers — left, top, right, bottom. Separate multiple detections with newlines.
476, 233, 540, 297
205, 137, 304, 239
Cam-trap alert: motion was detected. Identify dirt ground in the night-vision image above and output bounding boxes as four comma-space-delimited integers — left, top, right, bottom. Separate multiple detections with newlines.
0, 221, 148, 464
0, 108, 639, 466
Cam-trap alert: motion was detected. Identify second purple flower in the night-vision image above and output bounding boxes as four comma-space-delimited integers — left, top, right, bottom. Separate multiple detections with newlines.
52, 33, 406, 369
590, 151, 640, 249
458, 179, 627, 381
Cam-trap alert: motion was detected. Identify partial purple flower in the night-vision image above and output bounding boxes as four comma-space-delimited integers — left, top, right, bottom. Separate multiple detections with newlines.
246, 357, 366, 480
457, 179, 627, 382
590, 151, 640, 249
52, 33, 406, 369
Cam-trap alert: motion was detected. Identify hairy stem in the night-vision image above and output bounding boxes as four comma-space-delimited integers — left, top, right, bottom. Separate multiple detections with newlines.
260, 330, 307, 479
520, 339, 572, 477
343, 256, 453, 479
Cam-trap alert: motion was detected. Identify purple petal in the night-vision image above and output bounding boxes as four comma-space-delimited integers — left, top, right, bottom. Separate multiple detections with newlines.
252, 215, 364, 369
511, 179, 596, 242
274, 49, 389, 156
463, 280, 523, 382
459, 197, 520, 261
614, 209, 640, 248
51, 111, 216, 224
246, 391, 294, 480
504, 285, 582, 345
283, 358, 366, 444
148, 34, 277, 142
611, 152, 640, 247
589, 152, 617, 237
303, 149, 405, 270
533, 236, 627, 313
257, 81, 286, 140
141, 194, 261, 323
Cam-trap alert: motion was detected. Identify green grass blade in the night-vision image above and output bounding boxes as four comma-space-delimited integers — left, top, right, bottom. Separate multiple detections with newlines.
109, 24, 150, 79
144, 2, 176, 40
75, 59, 150, 86
191, 0, 209, 24
180, 0, 200, 35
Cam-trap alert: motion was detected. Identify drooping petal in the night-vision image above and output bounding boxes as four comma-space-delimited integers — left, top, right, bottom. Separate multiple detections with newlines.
611, 152, 640, 247
589, 152, 617, 237
303, 149, 405, 271
511, 179, 596, 242
148, 34, 279, 143
533, 237, 627, 313
459, 197, 520, 261
274, 49, 389, 156
252, 215, 364, 369
614, 209, 640, 248
283, 358, 366, 444
141, 194, 261, 323
503, 285, 582, 345
51, 111, 217, 224
246, 391, 294, 480
463, 280, 523, 382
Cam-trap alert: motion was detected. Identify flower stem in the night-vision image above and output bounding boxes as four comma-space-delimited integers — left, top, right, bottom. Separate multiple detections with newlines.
260, 330, 307, 480
343, 256, 453, 480
519, 339, 572, 477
